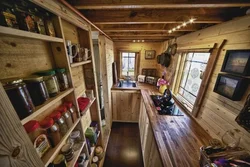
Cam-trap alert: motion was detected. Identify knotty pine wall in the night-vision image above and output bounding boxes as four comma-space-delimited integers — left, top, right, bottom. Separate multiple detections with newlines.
114, 42, 164, 78
162, 15, 250, 151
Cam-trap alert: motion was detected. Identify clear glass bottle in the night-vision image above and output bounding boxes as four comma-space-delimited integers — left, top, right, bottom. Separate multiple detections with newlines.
50, 111, 68, 136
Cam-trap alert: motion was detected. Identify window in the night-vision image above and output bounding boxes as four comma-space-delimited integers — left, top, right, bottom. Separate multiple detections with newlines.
121, 52, 136, 77
177, 52, 210, 111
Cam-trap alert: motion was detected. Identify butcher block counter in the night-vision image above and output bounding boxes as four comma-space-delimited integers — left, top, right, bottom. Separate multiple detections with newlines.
111, 83, 212, 167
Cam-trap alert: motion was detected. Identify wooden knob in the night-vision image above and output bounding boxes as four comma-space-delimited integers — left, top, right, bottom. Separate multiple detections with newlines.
12, 146, 20, 158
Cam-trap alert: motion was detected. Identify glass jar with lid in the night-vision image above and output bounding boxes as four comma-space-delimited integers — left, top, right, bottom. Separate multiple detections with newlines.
24, 120, 43, 142
53, 154, 67, 167
50, 111, 68, 136
57, 105, 73, 128
55, 68, 69, 91
23, 75, 49, 106
40, 117, 61, 147
64, 101, 78, 123
1, 78, 35, 119
36, 70, 60, 97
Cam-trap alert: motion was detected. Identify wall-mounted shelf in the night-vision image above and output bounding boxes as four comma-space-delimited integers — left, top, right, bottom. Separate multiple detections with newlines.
42, 118, 80, 166
0, 26, 64, 43
21, 88, 74, 125
70, 60, 92, 68
68, 141, 86, 167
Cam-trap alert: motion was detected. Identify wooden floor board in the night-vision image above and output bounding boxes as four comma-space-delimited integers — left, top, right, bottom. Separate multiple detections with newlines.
103, 122, 144, 167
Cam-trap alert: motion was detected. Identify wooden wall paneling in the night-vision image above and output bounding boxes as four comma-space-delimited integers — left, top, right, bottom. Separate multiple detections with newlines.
61, 19, 79, 44
164, 15, 250, 151
0, 83, 44, 167
0, 35, 54, 79
114, 42, 164, 77
111, 90, 141, 122
98, 35, 114, 130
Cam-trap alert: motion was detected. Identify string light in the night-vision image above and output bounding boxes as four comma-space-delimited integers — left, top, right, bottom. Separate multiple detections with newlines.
168, 18, 196, 34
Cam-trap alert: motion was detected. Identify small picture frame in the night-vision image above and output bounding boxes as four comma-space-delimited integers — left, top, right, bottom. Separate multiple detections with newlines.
145, 50, 156, 59
221, 50, 250, 76
213, 73, 248, 101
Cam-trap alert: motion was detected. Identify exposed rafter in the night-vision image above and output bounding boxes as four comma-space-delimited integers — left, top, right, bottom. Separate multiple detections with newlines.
75, 3, 250, 10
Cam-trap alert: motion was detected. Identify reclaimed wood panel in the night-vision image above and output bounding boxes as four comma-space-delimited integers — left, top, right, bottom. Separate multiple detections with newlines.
0, 35, 54, 79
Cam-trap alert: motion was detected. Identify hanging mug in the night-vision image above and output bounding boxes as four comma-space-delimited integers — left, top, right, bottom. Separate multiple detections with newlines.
83, 48, 91, 61
66, 40, 77, 63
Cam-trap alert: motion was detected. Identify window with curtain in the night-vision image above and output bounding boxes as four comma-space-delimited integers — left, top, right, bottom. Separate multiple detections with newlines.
177, 52, 210, 111
121, 52, 136, 77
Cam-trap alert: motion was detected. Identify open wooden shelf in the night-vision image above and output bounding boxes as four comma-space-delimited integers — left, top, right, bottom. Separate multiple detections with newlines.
0, 26, 64, 43
42, 118, 80, 166
68, 141, 86, 167
21, 88, 74, 125
70, 60, 92, 68
84, 160, 89, 167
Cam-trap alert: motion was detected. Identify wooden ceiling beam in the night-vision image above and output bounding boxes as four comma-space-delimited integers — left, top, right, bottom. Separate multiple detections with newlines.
81, 8, 237, 24
107, 32, 183, 37
75, 3, 250, 10
104, 29, 195, 32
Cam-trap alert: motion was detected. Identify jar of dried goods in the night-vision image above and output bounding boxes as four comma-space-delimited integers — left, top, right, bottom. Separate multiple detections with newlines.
2, 78, 35, 119
50, 111, 68, 136
36, 70, 60, 97
64, 101, 78, 123
40, 117, 61, 147
55, 68, 69, 91
23, 75, 49, 106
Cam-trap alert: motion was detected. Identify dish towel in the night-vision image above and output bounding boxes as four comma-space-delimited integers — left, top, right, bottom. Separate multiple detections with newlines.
77, 97, 90, 113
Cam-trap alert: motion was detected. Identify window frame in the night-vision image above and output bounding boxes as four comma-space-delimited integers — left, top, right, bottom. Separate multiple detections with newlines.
119, 51, 139, 79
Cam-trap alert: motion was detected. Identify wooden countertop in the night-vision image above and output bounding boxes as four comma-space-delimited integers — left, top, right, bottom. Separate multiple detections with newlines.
141, 89, 212, 167
112, 82, 212, 167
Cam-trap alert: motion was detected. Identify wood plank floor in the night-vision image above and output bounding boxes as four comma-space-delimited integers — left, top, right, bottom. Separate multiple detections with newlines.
103, 122, 144, 167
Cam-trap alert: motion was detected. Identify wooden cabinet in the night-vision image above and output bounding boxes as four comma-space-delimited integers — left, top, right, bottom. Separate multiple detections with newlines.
139, 98, 163, 167
0, 0, 106, 167
111, 90, 141, 122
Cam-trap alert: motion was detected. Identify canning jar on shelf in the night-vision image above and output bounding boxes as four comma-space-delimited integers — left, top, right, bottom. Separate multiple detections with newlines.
55, 68, 69, 91
24, 120, 43, 142
64, 101, 78, 123
57, 105, 73, 129
50, 111, 68, 136
23, 75, 49, 106
36, 70, 60, 97
1, 78, 35, 119
40, 117, 61, 147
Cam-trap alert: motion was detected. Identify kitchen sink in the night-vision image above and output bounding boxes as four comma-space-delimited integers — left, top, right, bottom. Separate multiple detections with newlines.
118, 80, 137, 88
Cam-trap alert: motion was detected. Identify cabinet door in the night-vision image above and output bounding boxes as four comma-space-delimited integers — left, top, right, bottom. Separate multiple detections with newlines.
112, 91, 141, 122
0, 84, 44, 167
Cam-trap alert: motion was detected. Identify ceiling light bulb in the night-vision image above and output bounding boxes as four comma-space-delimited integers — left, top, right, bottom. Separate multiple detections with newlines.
173, 28, 176, 31
133, 40, 136, 42
137, 40, 140, 42
189, 18, 194, 23
177, 25, 181, 29
142, 40, 145, 42
168, 30, 172, 33
182, 22, 187, 26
